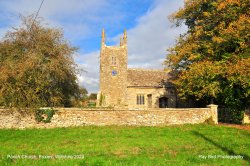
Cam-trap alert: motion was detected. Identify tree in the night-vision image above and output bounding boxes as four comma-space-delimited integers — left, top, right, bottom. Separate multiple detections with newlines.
79, 87, 88, 101
166, 0, 250, 110
88, 93, 97, 100
0, 15, 81, 108
70, 87, 88, 107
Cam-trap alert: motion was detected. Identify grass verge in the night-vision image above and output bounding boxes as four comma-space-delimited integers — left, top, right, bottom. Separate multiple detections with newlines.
0, 124, 249, 165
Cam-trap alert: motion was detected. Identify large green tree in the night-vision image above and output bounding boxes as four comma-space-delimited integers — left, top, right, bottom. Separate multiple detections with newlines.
166, 0, 250, 110
0, 15, 81, 108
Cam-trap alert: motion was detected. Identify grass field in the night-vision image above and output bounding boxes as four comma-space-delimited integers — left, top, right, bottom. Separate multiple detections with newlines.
0, 124, 249, 166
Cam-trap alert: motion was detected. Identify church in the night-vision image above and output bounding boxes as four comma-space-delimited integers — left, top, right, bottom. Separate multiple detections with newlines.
97, 29, 177, 109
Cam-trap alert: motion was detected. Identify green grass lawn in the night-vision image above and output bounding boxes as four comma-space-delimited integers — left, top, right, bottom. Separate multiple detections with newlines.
0, 124, 249, 166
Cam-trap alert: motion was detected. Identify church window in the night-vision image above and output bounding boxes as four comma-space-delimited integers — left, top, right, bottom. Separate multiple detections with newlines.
137, 94, 145, 105
111, 56, 117, 65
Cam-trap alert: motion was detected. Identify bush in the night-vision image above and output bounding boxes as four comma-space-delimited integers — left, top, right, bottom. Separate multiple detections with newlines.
88, 102, 96, 108
218, 108, 244, 124
35, 108, 55, 123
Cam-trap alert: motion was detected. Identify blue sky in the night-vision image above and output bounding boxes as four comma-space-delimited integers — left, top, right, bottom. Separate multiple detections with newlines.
0, 0, 187, 93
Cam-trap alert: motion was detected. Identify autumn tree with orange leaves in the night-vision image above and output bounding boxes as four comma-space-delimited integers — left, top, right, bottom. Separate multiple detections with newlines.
166, 0, 250, 116
0, 15, 81, 108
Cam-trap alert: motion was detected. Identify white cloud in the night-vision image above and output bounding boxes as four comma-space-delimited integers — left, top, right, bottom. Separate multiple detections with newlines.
75, 51, 100, 94
113, 0, 187, 69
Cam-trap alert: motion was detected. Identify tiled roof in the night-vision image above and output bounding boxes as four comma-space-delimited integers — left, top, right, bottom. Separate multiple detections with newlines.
127, 68, 171, 87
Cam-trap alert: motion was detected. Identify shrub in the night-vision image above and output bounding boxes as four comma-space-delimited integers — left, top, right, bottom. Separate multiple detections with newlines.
218, 108, 244, 124
35, 108, 55, 123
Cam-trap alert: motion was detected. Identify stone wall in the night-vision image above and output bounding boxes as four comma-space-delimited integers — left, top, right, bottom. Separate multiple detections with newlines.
0, 105, 218, 129
98, 30, 128, 108
243, 108, 250, 124
127, 87, 176, 109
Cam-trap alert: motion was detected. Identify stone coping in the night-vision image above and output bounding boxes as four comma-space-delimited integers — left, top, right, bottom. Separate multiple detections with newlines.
53, 108, 211, 112
0, 108, 210, 112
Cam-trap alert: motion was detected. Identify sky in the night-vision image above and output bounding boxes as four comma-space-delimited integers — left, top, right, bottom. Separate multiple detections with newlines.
0, 0, 187, 94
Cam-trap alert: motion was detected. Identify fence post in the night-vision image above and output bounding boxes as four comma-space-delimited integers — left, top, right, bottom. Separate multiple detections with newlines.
207, 104, 218, 124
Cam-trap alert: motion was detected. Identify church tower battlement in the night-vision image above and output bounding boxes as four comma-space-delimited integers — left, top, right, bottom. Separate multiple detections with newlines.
98, 29, 128, 107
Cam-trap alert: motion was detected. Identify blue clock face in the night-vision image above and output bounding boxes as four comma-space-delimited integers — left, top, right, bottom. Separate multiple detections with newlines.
112, 70, 117, 76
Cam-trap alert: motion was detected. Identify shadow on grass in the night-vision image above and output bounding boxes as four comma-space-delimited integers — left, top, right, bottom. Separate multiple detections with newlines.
192, 131, 250, 163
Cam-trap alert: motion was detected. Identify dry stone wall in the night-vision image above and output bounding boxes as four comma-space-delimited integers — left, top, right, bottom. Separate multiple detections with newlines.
0, 105, 218, 129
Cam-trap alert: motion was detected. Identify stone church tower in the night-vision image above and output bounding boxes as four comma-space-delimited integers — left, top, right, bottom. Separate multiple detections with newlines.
98, 29, 128, 107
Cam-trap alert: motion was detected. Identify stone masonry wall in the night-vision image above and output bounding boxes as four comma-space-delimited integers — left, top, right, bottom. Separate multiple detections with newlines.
0, 106, 218, 129
99, 46, 128, 107
127, 87, 176, 109
98, 30, 128, 108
